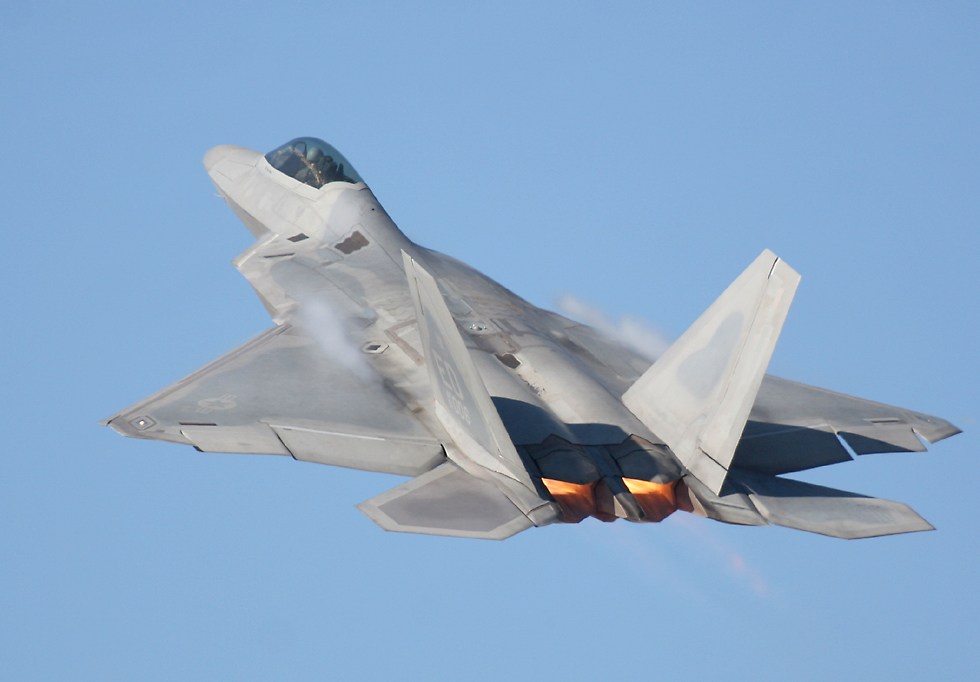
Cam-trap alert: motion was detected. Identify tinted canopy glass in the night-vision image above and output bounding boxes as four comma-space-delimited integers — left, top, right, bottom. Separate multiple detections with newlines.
264, 137, 364, 188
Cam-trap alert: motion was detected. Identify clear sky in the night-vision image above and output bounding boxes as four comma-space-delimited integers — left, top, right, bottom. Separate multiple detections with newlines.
2, 3, 978, 680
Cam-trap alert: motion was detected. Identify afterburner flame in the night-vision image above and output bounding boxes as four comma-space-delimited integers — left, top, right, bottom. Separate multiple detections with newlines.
622, 478, 678, 522
542, 477, 680, 523
541, 479, 595, 523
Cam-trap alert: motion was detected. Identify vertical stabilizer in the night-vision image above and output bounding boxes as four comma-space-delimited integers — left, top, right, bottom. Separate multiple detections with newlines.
623, 250, 800, 494
402, 251, 536, 491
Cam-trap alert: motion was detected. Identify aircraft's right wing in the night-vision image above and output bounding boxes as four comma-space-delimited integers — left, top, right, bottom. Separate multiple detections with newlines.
103, 324, 445, 477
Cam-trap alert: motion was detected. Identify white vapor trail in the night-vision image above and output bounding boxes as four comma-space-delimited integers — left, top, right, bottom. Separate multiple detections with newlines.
555, 293, 672, 360
295, 297, 378, 383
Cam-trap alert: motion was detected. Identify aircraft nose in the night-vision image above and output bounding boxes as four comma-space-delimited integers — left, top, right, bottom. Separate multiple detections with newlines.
203, 145, 230, 172
203, 145, 262, 172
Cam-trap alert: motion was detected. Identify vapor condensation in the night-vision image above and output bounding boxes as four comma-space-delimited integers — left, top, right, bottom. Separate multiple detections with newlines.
555, 294, 672, 360
295, 297, 378, 382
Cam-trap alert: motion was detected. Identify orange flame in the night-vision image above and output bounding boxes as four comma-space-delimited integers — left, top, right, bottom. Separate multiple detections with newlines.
621, 478, 678, 522
541, 479, 596, 523
542, 477, 680, 523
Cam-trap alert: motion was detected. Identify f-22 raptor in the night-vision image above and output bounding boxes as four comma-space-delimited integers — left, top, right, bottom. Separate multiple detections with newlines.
105, 137, 960, 540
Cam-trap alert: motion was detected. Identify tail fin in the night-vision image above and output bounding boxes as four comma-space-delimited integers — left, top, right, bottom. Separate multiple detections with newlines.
623, 250, 800, 494
402, 251, 539, 491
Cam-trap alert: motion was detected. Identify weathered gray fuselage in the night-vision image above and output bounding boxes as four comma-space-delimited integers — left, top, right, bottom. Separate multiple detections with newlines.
106, 138, 959, 539
206, 143, 683, 523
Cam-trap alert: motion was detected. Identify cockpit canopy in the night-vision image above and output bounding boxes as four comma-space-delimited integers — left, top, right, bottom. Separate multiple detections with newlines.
264, 137, 364, 189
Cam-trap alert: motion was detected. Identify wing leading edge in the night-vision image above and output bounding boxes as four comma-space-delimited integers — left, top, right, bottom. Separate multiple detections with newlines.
103, 324, 445, 476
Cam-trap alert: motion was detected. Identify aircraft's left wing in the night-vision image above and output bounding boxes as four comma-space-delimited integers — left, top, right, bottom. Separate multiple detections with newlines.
733, 376, 961, 475
103, 324, 445, 476
549, 279, 959, 479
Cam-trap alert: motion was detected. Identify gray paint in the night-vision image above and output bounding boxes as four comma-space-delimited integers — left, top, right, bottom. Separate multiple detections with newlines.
104, 137, 961, 540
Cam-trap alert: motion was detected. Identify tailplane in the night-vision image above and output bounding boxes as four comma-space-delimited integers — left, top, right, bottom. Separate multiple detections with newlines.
679, 470, 933, 539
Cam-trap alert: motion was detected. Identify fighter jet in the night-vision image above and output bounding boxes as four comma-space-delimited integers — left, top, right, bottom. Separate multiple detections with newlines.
104, 137, 961, 540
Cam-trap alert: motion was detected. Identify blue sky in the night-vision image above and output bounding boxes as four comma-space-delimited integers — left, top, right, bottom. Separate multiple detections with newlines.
2, 3, 977, 680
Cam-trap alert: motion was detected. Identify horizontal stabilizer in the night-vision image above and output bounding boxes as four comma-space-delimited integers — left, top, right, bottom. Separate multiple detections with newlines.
679, 475, 767, 527
623, 250, 800, 494
732, 470, 933, 539
357, 462, 533, 540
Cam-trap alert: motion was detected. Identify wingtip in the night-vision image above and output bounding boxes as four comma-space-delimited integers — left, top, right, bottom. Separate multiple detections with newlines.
912, 415, 963, 445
